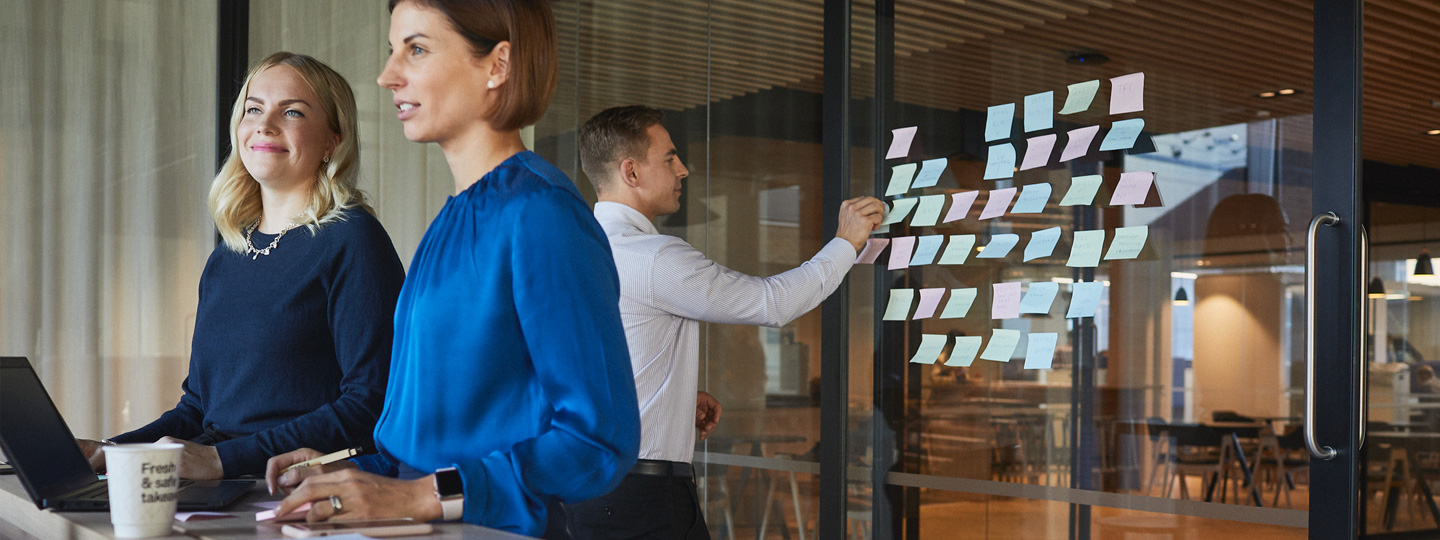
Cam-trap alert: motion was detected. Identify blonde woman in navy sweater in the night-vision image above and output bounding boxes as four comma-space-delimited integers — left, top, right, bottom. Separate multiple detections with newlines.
78, 52, 404, 479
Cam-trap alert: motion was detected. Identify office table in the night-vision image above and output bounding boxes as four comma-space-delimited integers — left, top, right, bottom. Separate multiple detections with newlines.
1368, 431, 1440, 531
0, 475, 530, 540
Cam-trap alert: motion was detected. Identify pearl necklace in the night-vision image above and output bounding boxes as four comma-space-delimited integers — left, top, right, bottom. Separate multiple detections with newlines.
243, 221, 301, 260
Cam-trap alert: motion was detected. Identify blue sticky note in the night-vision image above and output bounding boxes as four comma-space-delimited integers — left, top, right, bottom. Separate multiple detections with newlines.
910, 235, 945, 266
885, 163, 919, 197
1024, 333, 1059, 369
1024, 227, 1062, 262
1024, 91, 1053, 132
910, 334, 949, 364
980, 329, 1021, 362
1099, 118, 1145, 151
1019, 282, 1060, 314
1010, 183, 1051, 214
985, 103, 1015, 142
983, 143, 1017, 180
909, 195, 946, 227
977, 233, 1019, 259
1067, 229, 1105, 268
946, 336, 983, 367
1066, 282, 1105, 318
911, 158, 949, 189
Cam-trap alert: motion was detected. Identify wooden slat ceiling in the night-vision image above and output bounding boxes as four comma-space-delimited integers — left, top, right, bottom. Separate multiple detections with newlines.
549, 0, 1440, 170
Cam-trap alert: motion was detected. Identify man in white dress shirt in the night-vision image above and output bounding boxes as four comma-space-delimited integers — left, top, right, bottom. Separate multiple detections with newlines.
566, 105, 883, 540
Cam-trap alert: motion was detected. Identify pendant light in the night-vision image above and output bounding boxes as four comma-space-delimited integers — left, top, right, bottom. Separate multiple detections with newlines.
1368, 277, 1387, 299
1173, 287, 1190, 306
1416, 249, 1434, 276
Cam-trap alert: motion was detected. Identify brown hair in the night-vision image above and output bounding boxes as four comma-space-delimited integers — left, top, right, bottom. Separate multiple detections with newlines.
390, 0, 557, 131
578, 105, 665, 193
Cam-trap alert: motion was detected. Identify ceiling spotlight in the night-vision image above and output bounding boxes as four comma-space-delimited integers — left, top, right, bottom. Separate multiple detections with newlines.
1278, 88, 1296, 95
1257, 91, 1276, 98
1427, 129, 1440, 136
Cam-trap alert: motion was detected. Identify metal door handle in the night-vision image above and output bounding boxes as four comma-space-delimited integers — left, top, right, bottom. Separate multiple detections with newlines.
1306, 212, 1340, 460
1359, 225, 1368, 450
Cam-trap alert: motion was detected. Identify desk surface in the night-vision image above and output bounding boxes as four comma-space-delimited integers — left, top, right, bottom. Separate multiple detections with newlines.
0, 475, 529, 540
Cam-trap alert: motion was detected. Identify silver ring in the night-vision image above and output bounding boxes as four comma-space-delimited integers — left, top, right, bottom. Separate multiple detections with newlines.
328, 494, 343, 514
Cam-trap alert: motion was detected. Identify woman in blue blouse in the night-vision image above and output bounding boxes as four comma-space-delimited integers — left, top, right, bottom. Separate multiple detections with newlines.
266, 0, 640, 536
78, 52, 405, 479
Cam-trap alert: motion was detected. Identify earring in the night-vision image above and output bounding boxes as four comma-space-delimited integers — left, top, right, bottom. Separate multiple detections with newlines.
322, 155, 330, 163
486, 80, 496, 89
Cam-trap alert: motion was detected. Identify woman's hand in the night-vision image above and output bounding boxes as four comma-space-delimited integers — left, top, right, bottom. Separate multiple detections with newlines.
75, 439, 106, 472
157, 436, 223, 480
265, 448, 359, 495
274, 468, 442, 523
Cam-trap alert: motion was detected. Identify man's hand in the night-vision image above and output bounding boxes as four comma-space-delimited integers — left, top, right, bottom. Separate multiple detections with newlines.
274, 468, 442, 523
157, 436, 223, 480
696, 391, 722, 440
76, 439, 106, 472
836, 196, 885, 252
265, 448, 360, 495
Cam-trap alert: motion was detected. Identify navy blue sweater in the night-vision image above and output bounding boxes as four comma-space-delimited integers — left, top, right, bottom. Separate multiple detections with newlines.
112, 208, 405, 477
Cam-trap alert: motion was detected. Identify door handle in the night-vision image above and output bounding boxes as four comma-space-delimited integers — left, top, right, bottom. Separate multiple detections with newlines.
1359, 225, 1368, 451
1306, 212, 1340, 460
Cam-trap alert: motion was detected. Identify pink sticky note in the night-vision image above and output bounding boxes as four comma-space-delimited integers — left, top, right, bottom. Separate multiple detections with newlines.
1060, 125, 1100, 162
979, 188, 1017, 220
856, 238, 889, 264
1109, 72, 1145, 115
1019, 134, 1057, 171
1109, 171, 1154, 206
888, 236, 916, 270
991, 282, 1021, 320
257, 502, 312, 522
942, 191, 979, 223
886, 126, 918, 159
914, 288, 946, 319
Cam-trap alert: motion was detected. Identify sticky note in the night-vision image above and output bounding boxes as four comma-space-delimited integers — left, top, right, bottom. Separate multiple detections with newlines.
983, 143, 1017, 180
856, 239, 889, 264
1011, 183, 1051, 214
991, 282, 1021, 319
910, 235, 944, 266
1060, 175, 1103, 206
888, 236, 916, 270
176, 512, 234, 522
914, 287, 946, 319
880, 198, 919, 226
1060, 125, 1100, 162
886, 126, 917, 160
911, 158, 948, 189
1109, 171, 1155, 206
977, 233, 1019, 259
1024, 227, 1062, 262
937, 235, 976, 264
985, 103, 1015, 142
910, 195, 946, 227
886, 163, 919, 197
1066, 281, 1105, 318
882, 289, 915, 321
1019, 282, 1060, 314
257, 502, 312, 522
943, 191, 979, 223
1104, 225, 1149, 260
1024, 332, 1059, 369
1019, 134, 1056, 171
910, 334, 948, 364
1024, 91, 1053, 132
946, 336, 983, 367
1059, 79, 1099, 115
979, 187, 1016, 220
1099, 118, 1145, 151
980, 329, 1021, 362
940, 288, 978, 319
1109, 72, 1145, 115
1067, 229, 1105, 268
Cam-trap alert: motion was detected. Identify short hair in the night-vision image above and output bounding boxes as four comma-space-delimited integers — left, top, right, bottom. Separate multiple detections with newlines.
578, 105, 665, 193
390, 0, 557, 131
209, 52, 370, 254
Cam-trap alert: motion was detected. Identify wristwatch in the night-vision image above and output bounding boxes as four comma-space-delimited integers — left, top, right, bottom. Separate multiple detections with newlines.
433, 467, 464, 521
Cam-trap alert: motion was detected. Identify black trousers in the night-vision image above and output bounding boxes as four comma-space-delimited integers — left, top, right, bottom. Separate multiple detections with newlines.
566, 468, 711, 540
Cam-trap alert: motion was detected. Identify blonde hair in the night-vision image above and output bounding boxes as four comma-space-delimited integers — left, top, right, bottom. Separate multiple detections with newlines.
208, 52, 371, 253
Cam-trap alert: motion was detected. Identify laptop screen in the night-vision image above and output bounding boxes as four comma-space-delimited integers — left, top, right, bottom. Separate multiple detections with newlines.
0, 357, 103, 505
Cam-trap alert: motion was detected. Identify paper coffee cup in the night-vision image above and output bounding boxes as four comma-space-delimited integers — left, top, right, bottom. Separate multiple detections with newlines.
102, 443, 184, 538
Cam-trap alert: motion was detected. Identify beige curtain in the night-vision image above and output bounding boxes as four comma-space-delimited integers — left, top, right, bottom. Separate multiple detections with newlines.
0, 0, 218, 437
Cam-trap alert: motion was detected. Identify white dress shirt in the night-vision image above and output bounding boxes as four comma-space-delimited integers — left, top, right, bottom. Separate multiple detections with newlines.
594, 201, 858, 463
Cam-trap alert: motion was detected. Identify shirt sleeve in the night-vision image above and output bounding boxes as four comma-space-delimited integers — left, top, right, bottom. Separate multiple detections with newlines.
646, 236, 858, 327
213, 220, 406, 477
452, 188, 640, 527
110, 379, 205, 443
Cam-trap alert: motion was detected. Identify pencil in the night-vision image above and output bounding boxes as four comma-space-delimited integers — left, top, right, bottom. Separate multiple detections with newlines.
280, 447, 360, 473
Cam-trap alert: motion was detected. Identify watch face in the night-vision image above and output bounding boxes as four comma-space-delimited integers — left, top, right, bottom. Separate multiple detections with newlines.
436, 468, 464, 497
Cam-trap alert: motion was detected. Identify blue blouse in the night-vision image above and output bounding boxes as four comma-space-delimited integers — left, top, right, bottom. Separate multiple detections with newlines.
364, 151, 640, 535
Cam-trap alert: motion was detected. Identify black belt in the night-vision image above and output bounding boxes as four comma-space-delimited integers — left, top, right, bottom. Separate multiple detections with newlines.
629, 459, 692, 478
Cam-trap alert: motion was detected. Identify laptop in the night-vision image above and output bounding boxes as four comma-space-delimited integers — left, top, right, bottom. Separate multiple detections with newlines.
0, 357, 251, 511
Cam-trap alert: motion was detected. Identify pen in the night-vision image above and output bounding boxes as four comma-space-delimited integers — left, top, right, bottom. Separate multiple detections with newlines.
281, 447, 360, 473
